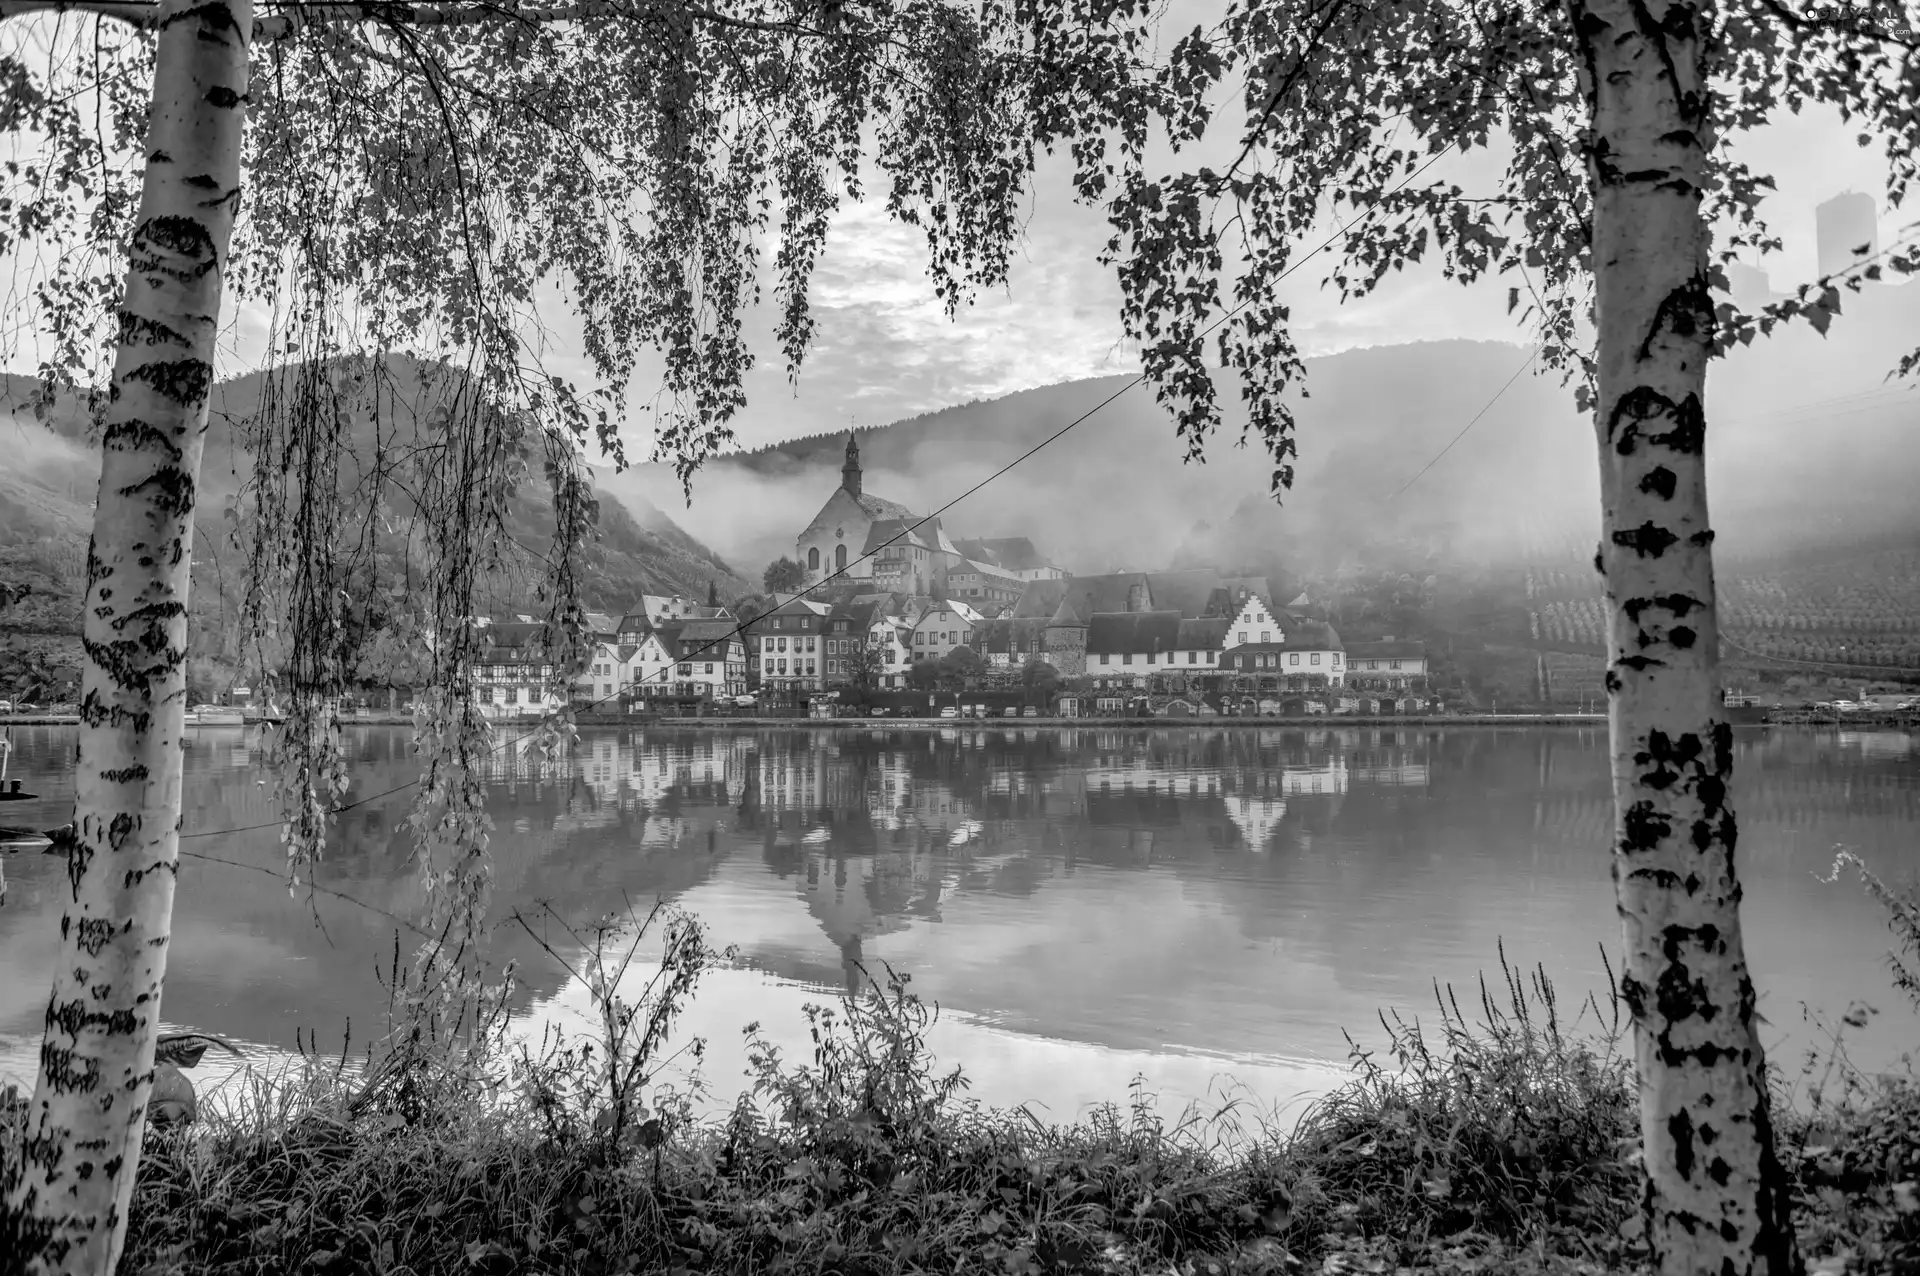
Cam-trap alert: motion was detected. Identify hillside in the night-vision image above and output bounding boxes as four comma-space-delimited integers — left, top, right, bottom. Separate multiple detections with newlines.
603, 284, 1920, 700
0, 361, 748, 701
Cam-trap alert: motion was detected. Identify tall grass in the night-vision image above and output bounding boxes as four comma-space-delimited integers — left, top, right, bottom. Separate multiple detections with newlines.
4, 889, 1918, 1275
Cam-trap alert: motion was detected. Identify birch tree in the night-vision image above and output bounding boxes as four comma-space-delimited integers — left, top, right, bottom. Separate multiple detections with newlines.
1103, 1, 1919, 1272
0, 3, 1155, 1271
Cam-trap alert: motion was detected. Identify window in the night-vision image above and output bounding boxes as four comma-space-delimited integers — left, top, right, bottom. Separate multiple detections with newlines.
915, 632, 924, 645
1207, 652, 1215, 663
808, 547, 820, 571
1101, 653, 1110, 666
1290, 653, 1300, 666
705, 663, 714, 674
806, 637, 816, 653
1333, 653, 1341, 666
1236, 656, 1245, 670
1122, 653, 1132, 665
1238, 632, 1247, 644
1188, 651, 1197, 664
1391, 659, 1402, 670
678, 664, 691, 676
507, 687, 520, 704
835, 544, 847, 570
1261, 632, 1270, 643
1311, 653, 1321, 665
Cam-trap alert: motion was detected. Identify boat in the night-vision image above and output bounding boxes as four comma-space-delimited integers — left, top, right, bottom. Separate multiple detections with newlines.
190, 705, 247, 727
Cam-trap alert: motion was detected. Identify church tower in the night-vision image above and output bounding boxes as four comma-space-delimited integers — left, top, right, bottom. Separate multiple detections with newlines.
841, 430, 862, 499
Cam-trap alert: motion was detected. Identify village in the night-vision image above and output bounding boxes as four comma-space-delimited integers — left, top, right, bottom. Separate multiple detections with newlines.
477, 434, 1433, 720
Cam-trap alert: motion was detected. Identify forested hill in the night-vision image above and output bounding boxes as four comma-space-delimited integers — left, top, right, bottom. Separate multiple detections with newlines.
0, 358, 747, 700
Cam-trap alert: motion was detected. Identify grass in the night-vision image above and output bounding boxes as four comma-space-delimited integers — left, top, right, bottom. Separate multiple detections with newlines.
5, 906, 1920, 1275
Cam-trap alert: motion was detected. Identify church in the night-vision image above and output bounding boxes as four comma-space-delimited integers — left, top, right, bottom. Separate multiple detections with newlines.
794, 433, 964, 596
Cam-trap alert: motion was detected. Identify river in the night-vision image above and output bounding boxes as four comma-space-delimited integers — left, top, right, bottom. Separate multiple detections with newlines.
0, 723, 1914, 1125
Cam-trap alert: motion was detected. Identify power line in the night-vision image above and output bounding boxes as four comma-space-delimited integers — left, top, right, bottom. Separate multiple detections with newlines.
1390, 343, 1539, 500
164, 142, 1467, 859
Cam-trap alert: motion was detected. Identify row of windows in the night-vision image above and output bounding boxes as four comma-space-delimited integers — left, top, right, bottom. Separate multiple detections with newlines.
806, 545, 849, 572
761, 636, 819, 653
1096, 651, 1219, 666
1234, 651, 1339, 669
766, 659, 819, 677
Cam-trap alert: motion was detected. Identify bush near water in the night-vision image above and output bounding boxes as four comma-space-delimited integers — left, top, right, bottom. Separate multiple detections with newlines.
5, 885, 1920, 1276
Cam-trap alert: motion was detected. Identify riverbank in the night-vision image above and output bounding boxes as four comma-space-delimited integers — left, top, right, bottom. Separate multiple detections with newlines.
6, 955, 1916, 1276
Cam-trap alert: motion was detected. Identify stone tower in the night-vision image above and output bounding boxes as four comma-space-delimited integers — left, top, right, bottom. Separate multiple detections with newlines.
841, 430, 862, 499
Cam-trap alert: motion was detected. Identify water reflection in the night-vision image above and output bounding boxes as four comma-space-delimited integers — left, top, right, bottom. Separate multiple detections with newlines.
0, 724, 1915, 1119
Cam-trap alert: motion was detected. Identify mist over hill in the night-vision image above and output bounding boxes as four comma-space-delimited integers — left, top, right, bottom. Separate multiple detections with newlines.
0, 360, 747, 698
602, 280, 1920, 584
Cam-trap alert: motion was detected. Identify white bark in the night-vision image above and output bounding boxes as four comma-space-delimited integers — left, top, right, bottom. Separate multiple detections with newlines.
1576, 0, 1799, 1271
4, 2, 252, 1271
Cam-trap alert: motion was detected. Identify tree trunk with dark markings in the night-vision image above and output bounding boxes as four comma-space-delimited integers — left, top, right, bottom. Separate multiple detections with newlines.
3, 3, 253, 1272
1573, 0, 1800, 1270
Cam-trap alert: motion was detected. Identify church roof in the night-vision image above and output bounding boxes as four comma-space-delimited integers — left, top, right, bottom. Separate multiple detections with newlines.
854, 492, 916, 521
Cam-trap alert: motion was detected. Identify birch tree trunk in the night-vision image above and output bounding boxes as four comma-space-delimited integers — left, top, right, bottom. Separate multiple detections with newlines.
1575, 0, 1800, 1270
4, 3, 252, 1271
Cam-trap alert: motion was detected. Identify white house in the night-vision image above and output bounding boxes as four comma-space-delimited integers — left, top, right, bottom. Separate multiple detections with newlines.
910, 602, 983, 662
1227, 592, 1284, 649
1083, 612, 1232, 677
1343, 640, 1429, 690
1220, 620, 1346, 690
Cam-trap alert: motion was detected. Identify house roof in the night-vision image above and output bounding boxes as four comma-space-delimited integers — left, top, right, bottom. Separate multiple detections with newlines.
1345, 640, 1427, 660
584, 612, 619, 638
1086, 610, 1185, 656
953, 536, 1053, 572
969, 617, 1050, 654
1010, 569, 1248, 623
862, 517, 943, 556
770, 596, 832, 617
677, 619, 739, 644
1176, 617, 1232, 650
916, 601, 982, 626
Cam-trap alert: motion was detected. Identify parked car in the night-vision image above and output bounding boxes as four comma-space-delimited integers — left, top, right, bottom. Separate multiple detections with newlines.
870, 706, 890, 717
0, 700, 11, 713
1023, 706, 1039, 717
938, 706, 958, 719
1002, 706, 1020, 717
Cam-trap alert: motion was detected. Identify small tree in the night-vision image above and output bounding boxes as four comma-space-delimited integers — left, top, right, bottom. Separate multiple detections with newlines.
937, 643, 986, 690
1022, 657, 1060, 692
846, 636, 888, 695
906, 660, 941, 693
762, 557, 806, 595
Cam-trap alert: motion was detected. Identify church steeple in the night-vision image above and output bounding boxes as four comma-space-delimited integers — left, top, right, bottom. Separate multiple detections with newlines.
841, 430, 862, 498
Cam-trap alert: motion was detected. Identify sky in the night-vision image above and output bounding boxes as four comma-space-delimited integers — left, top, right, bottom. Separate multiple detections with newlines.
530, 96, 1906, 459
6, 6, 1912, 466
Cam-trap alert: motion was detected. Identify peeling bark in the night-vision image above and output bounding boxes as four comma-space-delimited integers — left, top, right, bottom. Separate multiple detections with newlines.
1573, 0, 1800, 1271
2, 2, 252, 1272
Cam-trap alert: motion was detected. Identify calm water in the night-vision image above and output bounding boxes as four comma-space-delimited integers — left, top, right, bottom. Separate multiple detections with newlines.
1, 724, 1916, 1122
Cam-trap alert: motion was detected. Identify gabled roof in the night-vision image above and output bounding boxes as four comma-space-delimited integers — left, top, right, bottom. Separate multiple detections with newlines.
862, 517, 939, 555
1086, 610, 1184, 656
770, 596, 832, 617
1345, 640, 1427, 660
584, 612, 620, 638
915, 601, 982, 625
